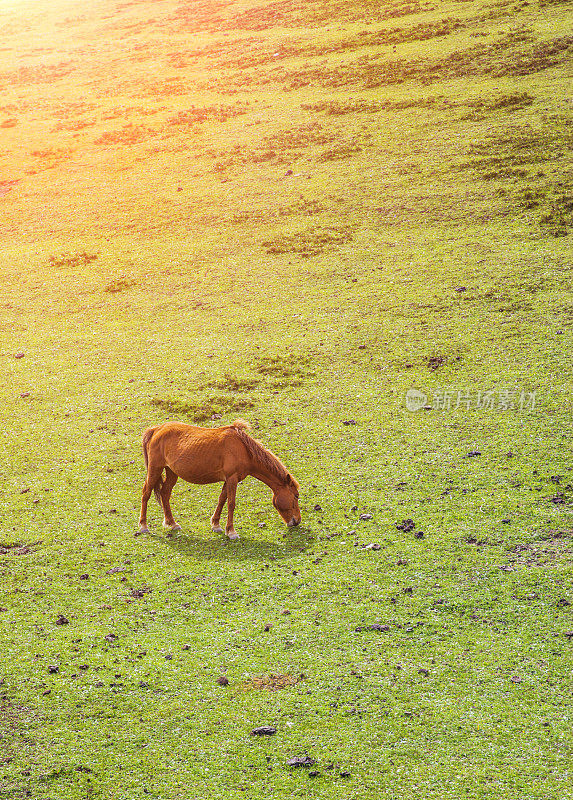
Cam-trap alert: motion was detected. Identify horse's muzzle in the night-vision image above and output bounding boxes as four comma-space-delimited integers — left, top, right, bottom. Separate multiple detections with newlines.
288, 517, 301, 527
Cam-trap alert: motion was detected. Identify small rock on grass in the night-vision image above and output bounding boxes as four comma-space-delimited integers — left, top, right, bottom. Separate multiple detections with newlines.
355, 623, 390, 632
217, 676, 229, 686
287, 756, 316, 768
251, 726, 277, 736
55, 615, 69, 625
395, 519, 415, 532
359, 513, 373, 521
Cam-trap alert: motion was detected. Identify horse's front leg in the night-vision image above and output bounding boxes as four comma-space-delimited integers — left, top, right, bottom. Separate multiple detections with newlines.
211, 482, 227, 533
225, 477, 239, 541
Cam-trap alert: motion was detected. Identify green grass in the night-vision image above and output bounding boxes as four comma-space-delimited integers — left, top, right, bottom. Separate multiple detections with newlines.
0, 0, 572, 798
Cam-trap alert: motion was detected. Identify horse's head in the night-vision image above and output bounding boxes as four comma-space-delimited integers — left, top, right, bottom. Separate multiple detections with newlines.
272, 474, 301, 527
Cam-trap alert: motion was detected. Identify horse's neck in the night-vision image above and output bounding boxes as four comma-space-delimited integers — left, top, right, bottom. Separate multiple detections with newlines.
249, 464, 284, 492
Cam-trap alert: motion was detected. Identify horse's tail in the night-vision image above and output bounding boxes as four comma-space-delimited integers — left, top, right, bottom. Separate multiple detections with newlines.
153, 476, 164, 505
142, 426, 164, 505
231, 418, 251, 431
142, 428, 154, 470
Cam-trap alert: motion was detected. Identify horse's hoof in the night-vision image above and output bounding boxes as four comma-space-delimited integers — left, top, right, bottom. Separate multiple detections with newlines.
211, 524, 224, 534
163, 522, 182, 532
226, 530, 240, 541
137, 526, 150, 535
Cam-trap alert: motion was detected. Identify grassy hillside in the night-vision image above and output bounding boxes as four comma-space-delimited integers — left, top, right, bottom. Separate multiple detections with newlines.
1, 0, 572, 798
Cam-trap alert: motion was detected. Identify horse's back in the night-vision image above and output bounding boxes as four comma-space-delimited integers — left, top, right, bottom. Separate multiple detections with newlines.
151, 421, 235, 446
146, 421, 247, 484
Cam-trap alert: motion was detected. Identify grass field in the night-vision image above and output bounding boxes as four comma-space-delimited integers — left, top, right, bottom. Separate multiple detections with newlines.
1, 0, 572, 797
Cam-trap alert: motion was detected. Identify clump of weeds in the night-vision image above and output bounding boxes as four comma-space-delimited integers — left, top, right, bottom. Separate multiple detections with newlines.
262, 226, 354, 257
151, 395, 255, 422
48, 251, 98, 269
104, 276, 136, 293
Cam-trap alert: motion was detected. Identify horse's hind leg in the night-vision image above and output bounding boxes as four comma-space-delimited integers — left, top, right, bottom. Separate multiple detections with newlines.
161, 467, 181, 531
224, 476, 239, 541
138, 464, 163, 534
211, 482, 227, 533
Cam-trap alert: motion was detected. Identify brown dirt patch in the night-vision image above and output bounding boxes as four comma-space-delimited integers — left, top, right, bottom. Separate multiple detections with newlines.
242, 673, 304, 691
503, 530, 573, 569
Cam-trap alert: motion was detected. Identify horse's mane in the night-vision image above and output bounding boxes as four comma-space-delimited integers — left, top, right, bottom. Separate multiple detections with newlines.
231, 419, 299, 491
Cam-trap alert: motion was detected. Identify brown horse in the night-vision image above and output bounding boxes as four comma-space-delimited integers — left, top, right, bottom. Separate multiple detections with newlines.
137, 419, 301, 540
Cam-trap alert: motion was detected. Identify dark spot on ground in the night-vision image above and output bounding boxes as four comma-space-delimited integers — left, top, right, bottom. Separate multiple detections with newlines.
251, 725, 277, 735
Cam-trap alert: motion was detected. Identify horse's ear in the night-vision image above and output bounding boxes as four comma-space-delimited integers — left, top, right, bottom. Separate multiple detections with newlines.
287, 474, 299, 492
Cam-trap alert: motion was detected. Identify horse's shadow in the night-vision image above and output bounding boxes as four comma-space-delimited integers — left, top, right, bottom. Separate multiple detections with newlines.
142, 527, 315, 562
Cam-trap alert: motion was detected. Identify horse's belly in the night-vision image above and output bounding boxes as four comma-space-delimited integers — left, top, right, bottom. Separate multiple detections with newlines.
181, 471, 224, 485
167, 458, 224, 485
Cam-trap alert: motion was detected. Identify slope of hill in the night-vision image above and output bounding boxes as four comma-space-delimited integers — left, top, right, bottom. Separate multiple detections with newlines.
1, 1, 572, 798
